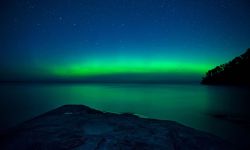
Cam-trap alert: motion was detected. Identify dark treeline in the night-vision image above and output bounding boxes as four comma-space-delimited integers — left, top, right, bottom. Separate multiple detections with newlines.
201, 48, 250, 85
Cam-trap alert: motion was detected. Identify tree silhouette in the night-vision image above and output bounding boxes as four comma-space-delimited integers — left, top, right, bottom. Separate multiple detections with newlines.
201, 48, 250, 85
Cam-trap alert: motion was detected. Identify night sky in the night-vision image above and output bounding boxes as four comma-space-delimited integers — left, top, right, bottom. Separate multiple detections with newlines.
1, 0, 250, 81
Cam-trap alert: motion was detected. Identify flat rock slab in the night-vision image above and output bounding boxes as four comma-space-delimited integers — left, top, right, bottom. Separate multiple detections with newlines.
0, 105, 233, 150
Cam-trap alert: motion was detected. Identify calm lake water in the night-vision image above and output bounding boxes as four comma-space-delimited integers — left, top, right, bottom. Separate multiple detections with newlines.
0, 83, 250, 147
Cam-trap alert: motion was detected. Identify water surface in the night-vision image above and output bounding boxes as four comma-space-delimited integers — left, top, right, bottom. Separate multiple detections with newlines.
0, 83, 249, 147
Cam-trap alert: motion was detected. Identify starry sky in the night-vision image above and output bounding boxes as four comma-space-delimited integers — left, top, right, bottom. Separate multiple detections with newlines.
1, 0, 250, 81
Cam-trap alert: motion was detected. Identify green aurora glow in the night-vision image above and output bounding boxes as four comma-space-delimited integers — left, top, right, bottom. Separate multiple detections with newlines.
2, 0, 249, 81
49, 59, 213, 78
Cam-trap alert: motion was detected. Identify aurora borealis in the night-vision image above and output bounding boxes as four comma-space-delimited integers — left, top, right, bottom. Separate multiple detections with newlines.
1, 0, 250, 81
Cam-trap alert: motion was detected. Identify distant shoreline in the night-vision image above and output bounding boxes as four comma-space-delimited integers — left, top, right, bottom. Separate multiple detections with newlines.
0, 79, 201, 85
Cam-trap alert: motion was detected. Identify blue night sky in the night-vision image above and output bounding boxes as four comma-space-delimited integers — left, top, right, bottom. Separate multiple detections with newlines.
1, 0, 250, 81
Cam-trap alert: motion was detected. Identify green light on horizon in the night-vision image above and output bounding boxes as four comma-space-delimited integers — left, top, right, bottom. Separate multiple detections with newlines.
49, 59, 213, 77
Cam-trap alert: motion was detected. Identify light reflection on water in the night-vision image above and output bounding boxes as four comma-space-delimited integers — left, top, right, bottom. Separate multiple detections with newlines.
0, 83, 249, 147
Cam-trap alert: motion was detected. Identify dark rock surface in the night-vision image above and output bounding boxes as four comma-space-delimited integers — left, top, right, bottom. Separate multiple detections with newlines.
0, 105, 233, 150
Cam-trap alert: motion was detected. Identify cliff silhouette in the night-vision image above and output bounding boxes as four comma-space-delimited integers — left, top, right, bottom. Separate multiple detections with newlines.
201, 48, 250, 85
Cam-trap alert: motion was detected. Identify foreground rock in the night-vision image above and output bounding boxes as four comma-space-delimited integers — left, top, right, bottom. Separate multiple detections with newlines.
0, 105, 233, 150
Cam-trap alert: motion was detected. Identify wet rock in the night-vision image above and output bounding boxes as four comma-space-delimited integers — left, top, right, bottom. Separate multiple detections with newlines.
0, 105, 233, 150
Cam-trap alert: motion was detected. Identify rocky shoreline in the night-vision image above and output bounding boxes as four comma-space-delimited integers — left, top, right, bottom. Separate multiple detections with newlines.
0, 105, 234, 150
